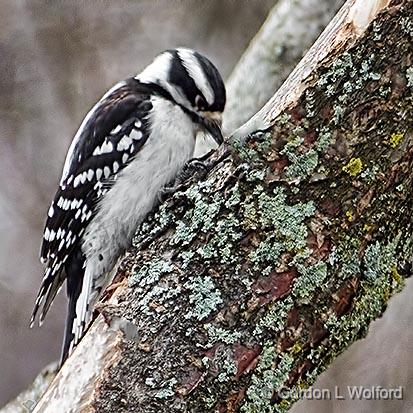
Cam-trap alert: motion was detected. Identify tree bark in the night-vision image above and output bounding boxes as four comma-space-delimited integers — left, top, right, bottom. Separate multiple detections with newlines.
21, 0, 413, 412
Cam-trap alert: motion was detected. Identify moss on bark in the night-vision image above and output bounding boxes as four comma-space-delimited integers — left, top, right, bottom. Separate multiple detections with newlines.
90, 3, 413, 412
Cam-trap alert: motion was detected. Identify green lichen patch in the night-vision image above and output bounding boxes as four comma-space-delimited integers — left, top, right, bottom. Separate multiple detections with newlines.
184, 276, 223, 321
305, 89, 317, 118
154, 378, 178, 399
137, 283, 182, 317
279, 134, 304, 157
324, 267, 403, 354
285, 149, 319, 180
363, 237, 399, 283
242, 347, 295, 413
242, 187, 317, 291
134, 203, 175, 248
129, 257, 173, 287
204, 324, 242, 346
269, 121, 335, 183
170, 193, 223, 247
318, 52, 354, 88
244, 168, 267, 183
169, 180, 244, 267
254, 297, 294, 336
406, 67, 413, 87
312, 235, 406, 382
195, 213, 242, 264
401, 16, 413, 38
179, 250, 195, 269
330, 239, 362, 280
333, 105, 345, 125
217, 357, 238, 383
171, 221, 197, 246
316, 50, 382, 112
256, 188, 315, 238
293, 261, 328, 301
278, 124, 333, 181
231, 131, 274, 164
225, 182, 242, 208
359, 164, 380, 183
315, 127, 334, 152
248, 234, 283, 270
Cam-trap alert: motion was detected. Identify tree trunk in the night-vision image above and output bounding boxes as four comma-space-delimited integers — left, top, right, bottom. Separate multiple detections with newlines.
23, 0, 413, 412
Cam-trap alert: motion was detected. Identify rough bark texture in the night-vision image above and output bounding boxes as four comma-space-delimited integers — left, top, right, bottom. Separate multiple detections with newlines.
21, 0, 413, 412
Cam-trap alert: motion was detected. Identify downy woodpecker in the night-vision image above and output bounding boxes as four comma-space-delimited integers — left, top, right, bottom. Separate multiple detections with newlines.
31, 48, 226, 364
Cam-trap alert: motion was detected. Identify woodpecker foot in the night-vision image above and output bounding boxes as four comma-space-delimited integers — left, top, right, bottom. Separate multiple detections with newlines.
158, 148, 230, 203
180, 148, 229, 182
179, 158, 209, 182
158, 183, 186, 203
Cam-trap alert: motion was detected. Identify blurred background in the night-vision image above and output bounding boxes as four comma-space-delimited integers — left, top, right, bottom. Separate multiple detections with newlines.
0, 1, 411, 412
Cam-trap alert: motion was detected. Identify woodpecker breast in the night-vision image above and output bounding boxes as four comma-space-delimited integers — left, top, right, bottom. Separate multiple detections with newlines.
82, 95, 197, 277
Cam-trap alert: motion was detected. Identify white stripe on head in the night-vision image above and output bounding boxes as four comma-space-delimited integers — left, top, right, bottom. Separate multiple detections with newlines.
136, 51, 172, 85
177, 48, 215, 105
136, 51, 192, 109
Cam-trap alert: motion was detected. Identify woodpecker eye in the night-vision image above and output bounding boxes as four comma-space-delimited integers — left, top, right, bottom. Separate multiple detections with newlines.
195, 95, 207, 111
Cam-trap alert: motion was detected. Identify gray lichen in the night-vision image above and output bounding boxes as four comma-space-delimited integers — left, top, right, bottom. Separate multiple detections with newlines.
204, 323, 242, 346
242, 348, 295, 413
184, 276, 223, 321
254, 297, 294, 336
406, 66, 413, 88
129, 257, 173, 288
293, 261, 328, 300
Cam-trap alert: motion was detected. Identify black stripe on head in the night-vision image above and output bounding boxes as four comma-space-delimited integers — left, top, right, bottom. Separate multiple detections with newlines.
193, 51, 226, 112
167, 49, 204, 108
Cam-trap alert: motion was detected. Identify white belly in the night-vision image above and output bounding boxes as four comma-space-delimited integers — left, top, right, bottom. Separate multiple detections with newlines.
82, 96, 196, 277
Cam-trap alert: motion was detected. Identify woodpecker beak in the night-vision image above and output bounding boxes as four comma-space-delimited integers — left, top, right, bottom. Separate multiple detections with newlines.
201, 111, 223, 145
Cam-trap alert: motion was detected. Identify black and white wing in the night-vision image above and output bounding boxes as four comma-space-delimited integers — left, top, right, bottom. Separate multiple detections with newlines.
31, 78, 154, 326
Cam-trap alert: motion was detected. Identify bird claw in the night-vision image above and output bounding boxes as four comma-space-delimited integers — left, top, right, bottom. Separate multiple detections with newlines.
157, 159, 210, 203
158, 148, 229, 203
158, 184, 183, 203
179, 158, 209, 182
180, 148, 226, 181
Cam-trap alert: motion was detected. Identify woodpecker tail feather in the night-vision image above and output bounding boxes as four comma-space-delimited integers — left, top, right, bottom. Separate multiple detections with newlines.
61, 251, 114, 365
30, 262, 65, 328
60, 249, 85, 366
72, 264, 94, 349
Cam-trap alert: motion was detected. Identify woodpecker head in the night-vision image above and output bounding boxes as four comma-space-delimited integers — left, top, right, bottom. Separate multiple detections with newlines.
136, 48, 226, 144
